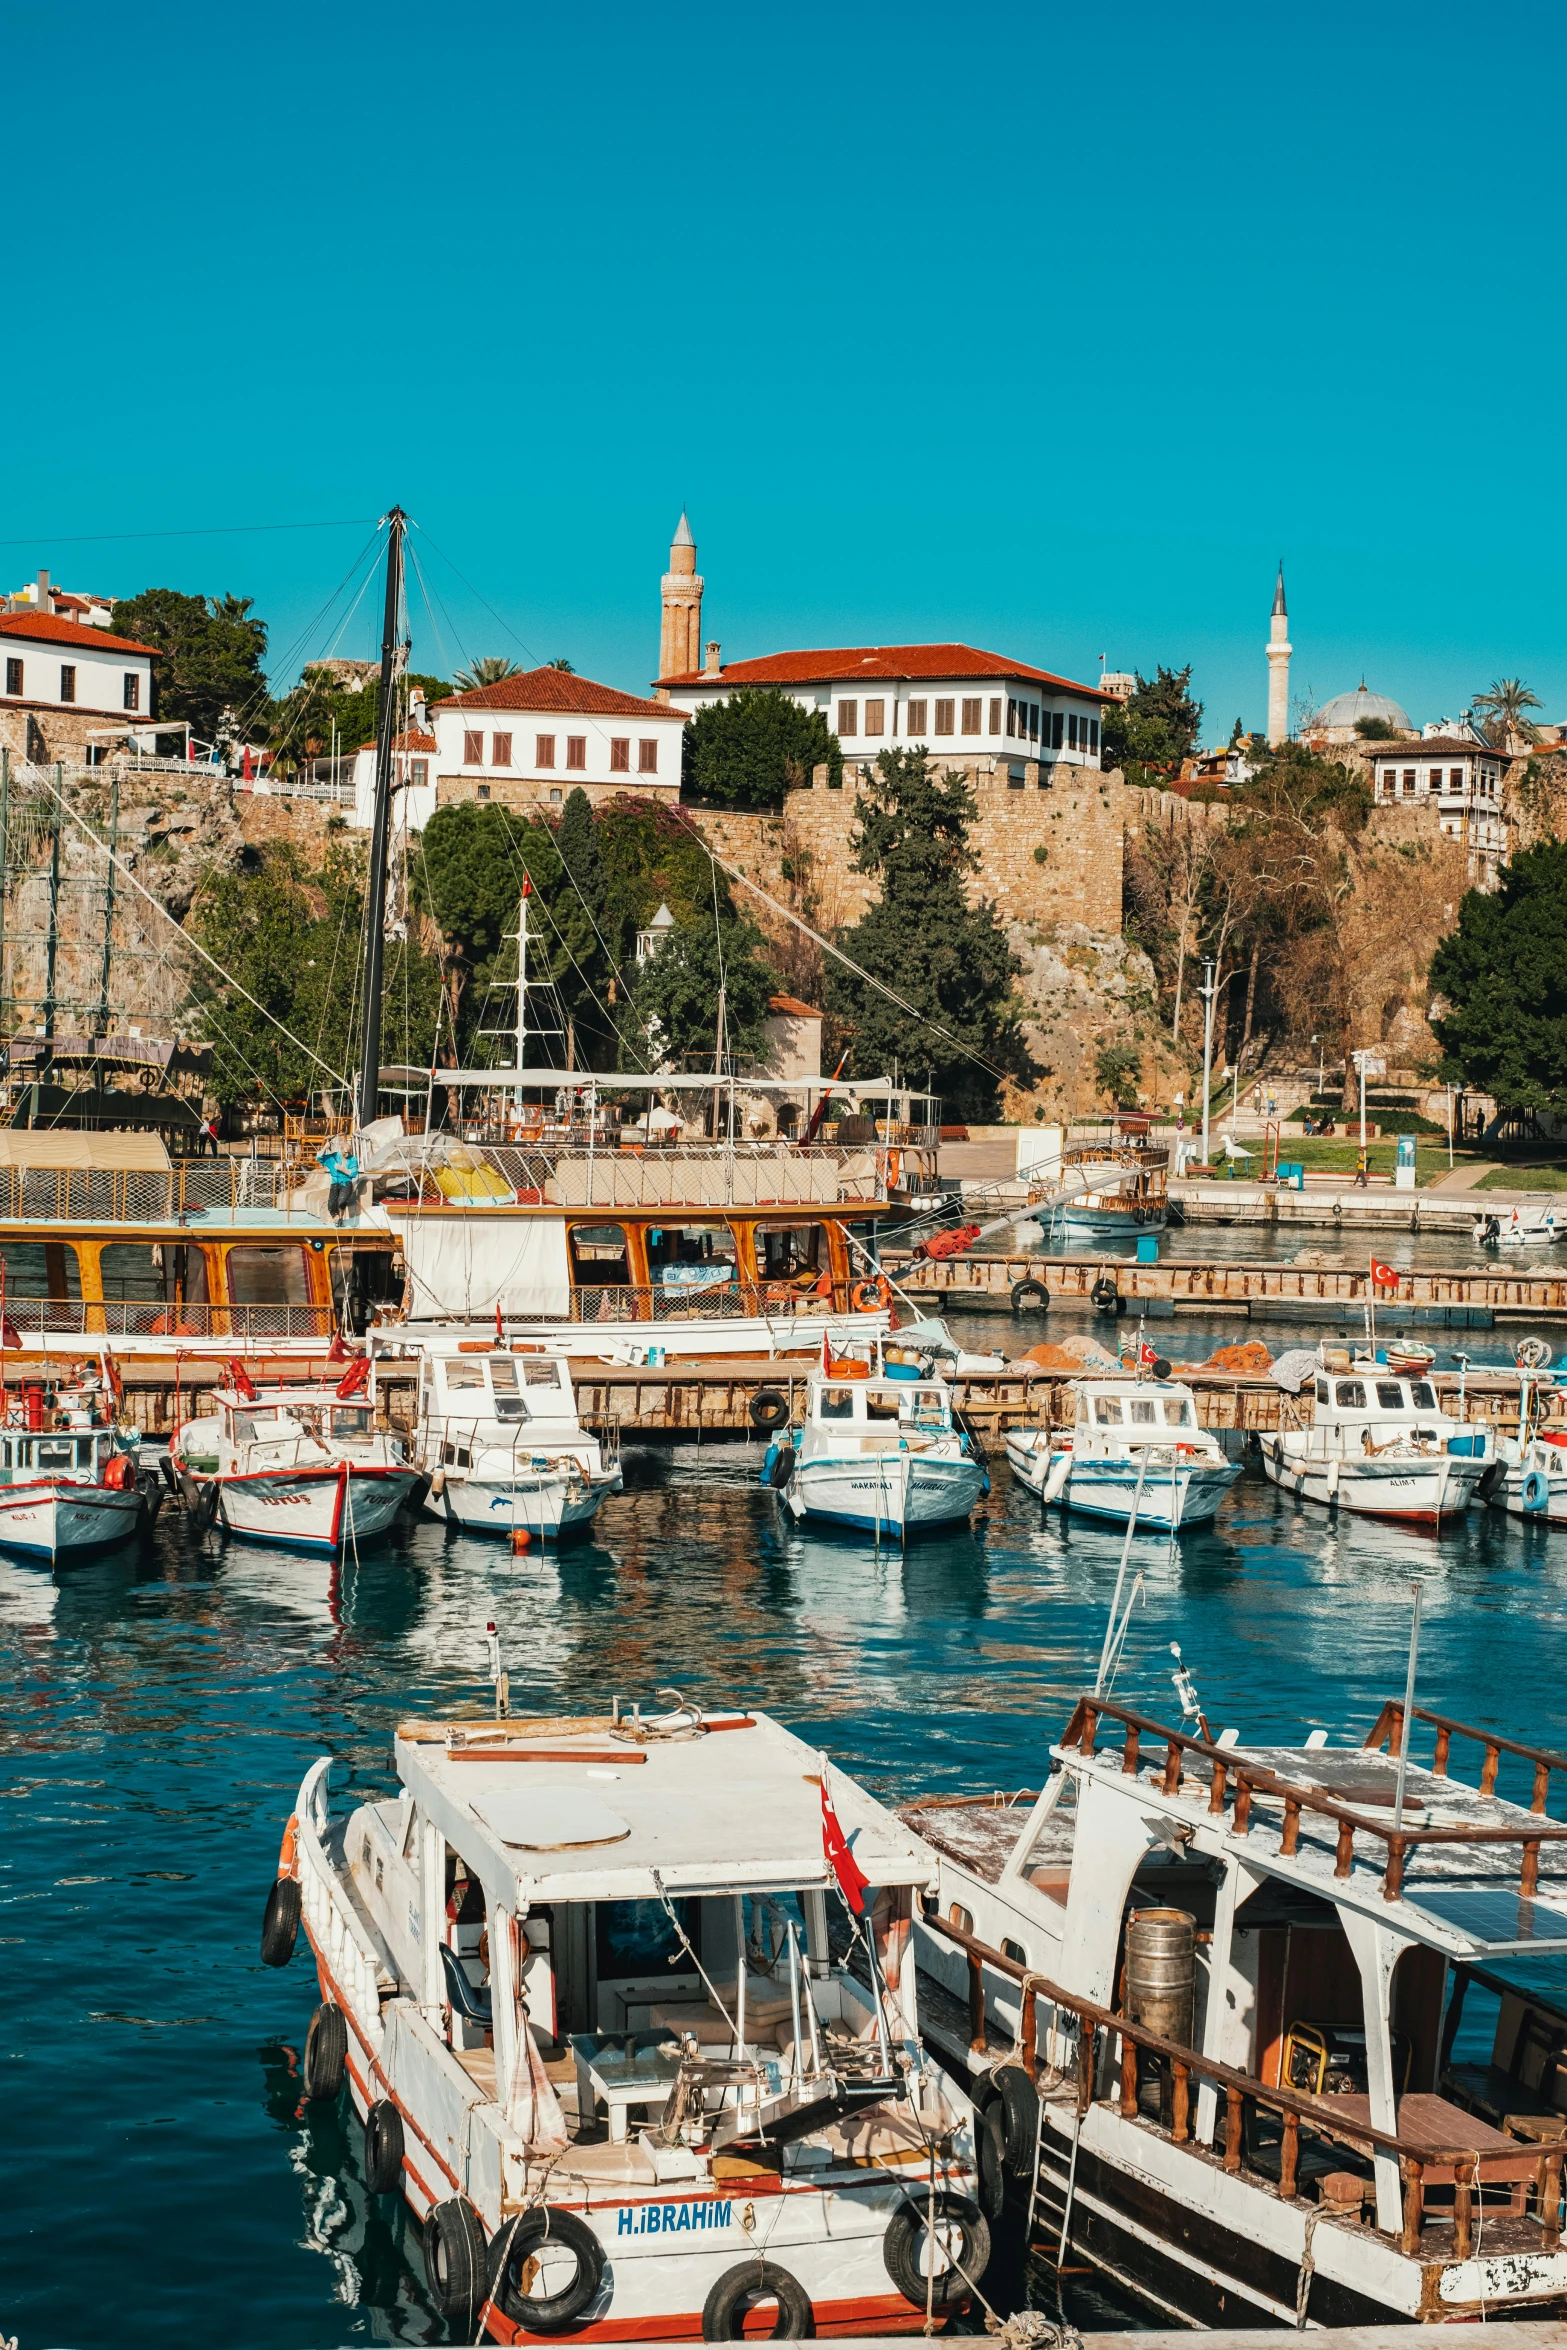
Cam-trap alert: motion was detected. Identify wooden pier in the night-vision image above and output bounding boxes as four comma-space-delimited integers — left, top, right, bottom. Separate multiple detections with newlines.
886, 1248, 1567, 1326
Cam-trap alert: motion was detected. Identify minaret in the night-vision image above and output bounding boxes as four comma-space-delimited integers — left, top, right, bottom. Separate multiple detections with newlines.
659, 511, 704, 681
1266, 561, 1291, 747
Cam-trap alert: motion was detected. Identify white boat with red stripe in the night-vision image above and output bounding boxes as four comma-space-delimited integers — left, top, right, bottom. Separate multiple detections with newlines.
169, 1354, 420, 1552
0, 1349, 155, 1564
260, 1690, 996, 2342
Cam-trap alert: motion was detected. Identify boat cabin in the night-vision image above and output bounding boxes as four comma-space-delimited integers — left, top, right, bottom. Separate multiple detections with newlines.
807, 1377, 957, 1450
1304, 1362, 1483, 1456
1072, 1377, 1203, 1454
905, 1696, 1567, 2319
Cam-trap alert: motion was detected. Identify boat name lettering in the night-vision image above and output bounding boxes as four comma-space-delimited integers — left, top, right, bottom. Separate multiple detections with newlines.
615, 2198, 733, 2236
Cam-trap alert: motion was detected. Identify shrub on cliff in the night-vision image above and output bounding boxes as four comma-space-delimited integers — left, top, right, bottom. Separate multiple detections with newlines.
824, 747, 1038, 1121
1430, 841, 1567, 1114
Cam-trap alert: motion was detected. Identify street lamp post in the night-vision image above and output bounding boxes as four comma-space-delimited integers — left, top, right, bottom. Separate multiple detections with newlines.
1199, 959, 1217, 1168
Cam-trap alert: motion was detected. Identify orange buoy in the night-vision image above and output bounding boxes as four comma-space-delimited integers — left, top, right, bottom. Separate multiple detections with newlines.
511, 1527, 532, 1553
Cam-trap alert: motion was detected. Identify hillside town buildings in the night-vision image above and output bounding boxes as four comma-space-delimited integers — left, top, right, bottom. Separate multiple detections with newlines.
0, 605, 162, 765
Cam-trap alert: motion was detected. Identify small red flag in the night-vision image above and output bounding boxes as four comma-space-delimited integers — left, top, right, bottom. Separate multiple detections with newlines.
1370, 1257, 1399, 1290
820, 1768, 870, 1916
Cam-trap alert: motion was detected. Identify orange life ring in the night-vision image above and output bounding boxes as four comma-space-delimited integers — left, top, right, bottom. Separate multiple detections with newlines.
885, 1149, 901, 1190
103, 1453, 137, 1491
278, 1814, 299, 1879
851, 1275, 893, 1313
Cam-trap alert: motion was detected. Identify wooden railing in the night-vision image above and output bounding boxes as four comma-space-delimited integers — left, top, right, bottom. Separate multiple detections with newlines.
1060, 1696, 1567, 1902
921, 1907, 1565, 2262
1365, 1702, 1567, 1817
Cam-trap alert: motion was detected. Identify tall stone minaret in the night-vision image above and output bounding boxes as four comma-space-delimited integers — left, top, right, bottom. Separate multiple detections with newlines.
659, 511, 704, 680
1266, 561, 1291, 747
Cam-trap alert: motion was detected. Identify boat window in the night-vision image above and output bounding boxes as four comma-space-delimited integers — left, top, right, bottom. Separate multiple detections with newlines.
444, 1360, 485, 1389
595, 1897, 695, 1978
569, 1223, 629, 1287
231, 1413, 258, 1441
756, 1222, 827, 1283
865, 1388, 903, 1420
1315, 1379, 1329, 1403
226, 1246, 310, 1306
1162, 1399, 1193, 1426
1409, 1381, 1436, 1409
1129, 1399, 1157, 1426
100, 1241, 208, 1330
1094, 1398, 1124, 1425
522, 1359, 566, 1387
36, 1437, 80, 1471
819, 1386, 856, 1419
1002, 1937, 1029, 1967
490, 1358, 520, 1393
1335, 1381, 1366, 1408
1376, 1383, 1405, 1409
647, 1223, 737, 1293
948, 1903, 974, 1933
332, 1407, 372, 1437
0, 1239, 82, 1325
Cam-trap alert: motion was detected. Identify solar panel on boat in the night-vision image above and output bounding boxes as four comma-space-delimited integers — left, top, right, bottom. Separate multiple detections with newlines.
1406, 1886, 1567, 1953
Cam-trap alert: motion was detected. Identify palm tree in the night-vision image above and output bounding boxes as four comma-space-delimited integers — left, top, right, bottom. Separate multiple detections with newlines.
547, 657, 576, 673
1472, 677, 1543, 751
453, 655, 522, 691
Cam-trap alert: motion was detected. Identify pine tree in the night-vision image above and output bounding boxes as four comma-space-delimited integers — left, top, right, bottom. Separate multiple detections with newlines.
824, 748, 1037, 1119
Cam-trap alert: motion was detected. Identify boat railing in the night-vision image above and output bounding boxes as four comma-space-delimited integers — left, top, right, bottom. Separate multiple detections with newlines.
564, 1279, 854, 1324
0, 1160, 288, 1224
293, 1758, 387, 2044
1364, 1702, 1567, 1816
919, 1905, 1564, 2261
382, 1141, 887, 1212
1060, 1696, 1567, 1901
0, 1298, 334, 1341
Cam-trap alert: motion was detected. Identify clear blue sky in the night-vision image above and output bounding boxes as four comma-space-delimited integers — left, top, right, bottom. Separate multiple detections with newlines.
11, 0, 1564, 738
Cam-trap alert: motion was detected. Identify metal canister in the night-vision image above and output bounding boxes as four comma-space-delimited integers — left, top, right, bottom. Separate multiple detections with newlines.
1125, 1907, 1196, 2047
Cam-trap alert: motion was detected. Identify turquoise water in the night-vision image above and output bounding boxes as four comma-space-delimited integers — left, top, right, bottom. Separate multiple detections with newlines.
6, 1442, 1567, 2346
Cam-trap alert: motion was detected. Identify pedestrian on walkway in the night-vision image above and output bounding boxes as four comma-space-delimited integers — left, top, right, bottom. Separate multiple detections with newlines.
1354, 1146, 1368, 1188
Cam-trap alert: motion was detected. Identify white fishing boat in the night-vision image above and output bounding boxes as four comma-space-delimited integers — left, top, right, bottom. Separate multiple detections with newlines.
1006, 1373, 1239, 1530
899, 1684, 1567, 2326
0, 1355, 153, 1563
1261, 1356, 1494, 1528
762, 1364, 989, 1537
260, 1690, 993, 2342
1473, 1204, 1565, 1249
169, 1360, 421, 1551
409, 1335, 622, 1539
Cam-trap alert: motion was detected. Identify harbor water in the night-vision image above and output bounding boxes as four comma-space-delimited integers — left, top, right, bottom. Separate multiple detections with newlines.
7, 1310, 1567, 2344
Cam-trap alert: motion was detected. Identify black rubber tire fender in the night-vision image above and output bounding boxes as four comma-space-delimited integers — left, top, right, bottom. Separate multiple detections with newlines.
1009, 1278, 1050, 1314
882, 2191, 990, 2311
364, 2097, 404, 2196
260, 1874, 301, 1967
488, 2206, 605, 2333
423, 2196, 488, 2331
192, 1478, 221, 1533
702, 2258, 815, 2340
749, 1387, 790, 1432
1151, 1355, 1173, 1382
989, 2060, 1040, 2179
1090, 1278, 1120, 1315
767, 1443, 796, 1491
973, 2090, 1007, 2219
302, 1999, 347, 2101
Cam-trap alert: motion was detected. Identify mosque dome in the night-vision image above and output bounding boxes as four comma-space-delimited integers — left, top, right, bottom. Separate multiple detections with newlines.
1310, 680, 1412, 734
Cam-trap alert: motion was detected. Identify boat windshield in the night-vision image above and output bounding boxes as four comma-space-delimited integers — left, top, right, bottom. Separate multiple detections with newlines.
6, 1434, 93, 1473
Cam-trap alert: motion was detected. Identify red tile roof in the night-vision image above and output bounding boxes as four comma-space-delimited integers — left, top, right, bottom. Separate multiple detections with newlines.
659, 642, 1101, 695
433, 668, 687, 722
0, 611, 161, 656
1373, 736, 1508, 760
356, 729, 437, 754
768, 993, 822, 1019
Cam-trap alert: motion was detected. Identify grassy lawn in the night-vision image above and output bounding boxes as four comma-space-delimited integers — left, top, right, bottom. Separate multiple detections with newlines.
1189, 1139, 1484, 1186
1475, 1163, 1567, 1193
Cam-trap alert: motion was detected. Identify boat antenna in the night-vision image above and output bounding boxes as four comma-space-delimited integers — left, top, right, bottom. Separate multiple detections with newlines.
485, 1619, 509, 1718
1391, 1577, 1423, 1834
357, 505, 407, 1132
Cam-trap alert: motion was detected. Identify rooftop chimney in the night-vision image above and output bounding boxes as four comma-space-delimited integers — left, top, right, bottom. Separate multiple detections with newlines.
35, 569, 51, 615
704, 641, 722, 677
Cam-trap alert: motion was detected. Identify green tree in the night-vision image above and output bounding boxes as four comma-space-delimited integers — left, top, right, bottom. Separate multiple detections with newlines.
633, 907, 777, 1069
270, 666, 451, 774
453, 655, 522, 690
1354, 714, 1400, 741
1472, 677, 1542, 751
823, 747, 1037, 1119
683, 688, 841, 808
1099, 665, 1203, 784
1094, 1043, 1143, 1107
189, 841, 439, 1106
1429, 843, 1567, 1113
110, 587, 270, 744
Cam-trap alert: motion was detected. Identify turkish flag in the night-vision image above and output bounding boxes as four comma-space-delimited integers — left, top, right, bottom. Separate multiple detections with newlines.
1370, 1258, 1400, 1290
820, 1768, 870, 1916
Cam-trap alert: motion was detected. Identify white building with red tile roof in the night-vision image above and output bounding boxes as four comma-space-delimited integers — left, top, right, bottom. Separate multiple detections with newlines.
0, 606, 161, 764
650, 515, 1108, 786
419, 666, 688, 820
